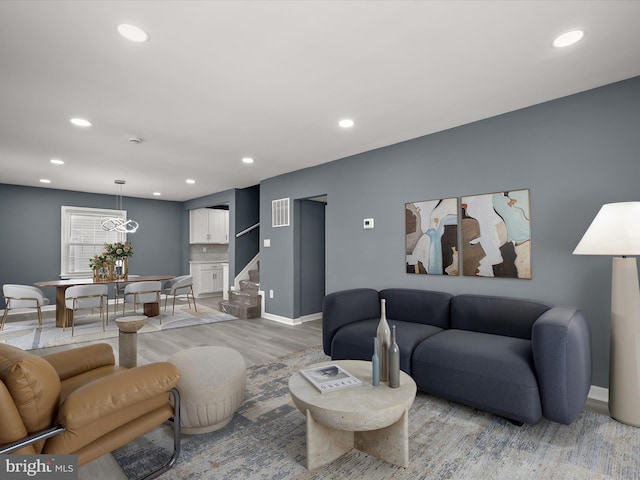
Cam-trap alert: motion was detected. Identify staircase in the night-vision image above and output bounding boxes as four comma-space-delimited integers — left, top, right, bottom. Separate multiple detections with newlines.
218, 264, 261, 319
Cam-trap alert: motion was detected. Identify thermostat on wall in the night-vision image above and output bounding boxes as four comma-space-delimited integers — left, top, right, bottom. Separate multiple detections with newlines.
363, 218, 374, 229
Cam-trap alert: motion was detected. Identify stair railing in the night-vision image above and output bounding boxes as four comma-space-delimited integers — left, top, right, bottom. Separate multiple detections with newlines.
236, 222, 259, 238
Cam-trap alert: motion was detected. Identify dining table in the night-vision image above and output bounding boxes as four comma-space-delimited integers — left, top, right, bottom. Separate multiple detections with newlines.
34, 275, 174, 328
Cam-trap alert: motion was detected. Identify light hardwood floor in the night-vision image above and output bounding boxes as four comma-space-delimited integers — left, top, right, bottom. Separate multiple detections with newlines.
28, 296, 323, 480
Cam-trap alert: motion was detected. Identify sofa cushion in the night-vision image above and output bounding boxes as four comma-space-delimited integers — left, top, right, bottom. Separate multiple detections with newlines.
412, 329, 542, 424
322, 288, 380, 355
380, 288, 452, 329
331, 319, 444, 375
451, 294, 551, 340
0, 344, 61, 439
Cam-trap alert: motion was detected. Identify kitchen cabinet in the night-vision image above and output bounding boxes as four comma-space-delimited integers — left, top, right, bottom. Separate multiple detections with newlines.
190, 208, 229, 244
191, 262, 226, 298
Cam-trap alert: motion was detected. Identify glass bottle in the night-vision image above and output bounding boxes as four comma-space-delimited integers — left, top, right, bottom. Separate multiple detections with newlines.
389, 325, 400, 388
372, 336, 380, 386
376, 298, 391, 382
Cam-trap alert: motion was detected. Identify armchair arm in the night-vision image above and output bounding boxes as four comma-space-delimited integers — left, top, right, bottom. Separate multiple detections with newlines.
532, 306, 592, 424
0, 426, 65, 455
322, 288, 380, 355
57, 362, 180, 430
42, 343, 115, 381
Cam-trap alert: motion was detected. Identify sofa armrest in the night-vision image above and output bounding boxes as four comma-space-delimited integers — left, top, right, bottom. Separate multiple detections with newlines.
56, 362, 181, 430
42, 343, 115, 381
322, 288, 380, 355
532, 306, 592, 424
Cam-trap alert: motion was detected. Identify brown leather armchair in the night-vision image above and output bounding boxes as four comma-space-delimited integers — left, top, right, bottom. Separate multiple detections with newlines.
0, 343, 181, 479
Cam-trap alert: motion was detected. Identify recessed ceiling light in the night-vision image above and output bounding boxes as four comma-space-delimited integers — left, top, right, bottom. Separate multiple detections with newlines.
70, 118, 92, 127
186, 179, 196, 184
153, 192, 161, 196
40, 179, 51, 184
117, 23, 150, 43
552, 29, 585, 48
338, 118, 355, 128
50, 159, 64, 165
242, 157, 254, 164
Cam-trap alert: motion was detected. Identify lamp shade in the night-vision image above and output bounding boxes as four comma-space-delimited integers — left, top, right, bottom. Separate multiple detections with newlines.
573, 202, 640, 255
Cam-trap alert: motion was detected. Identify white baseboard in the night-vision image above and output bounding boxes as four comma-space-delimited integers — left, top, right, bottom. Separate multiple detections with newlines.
262, 311, 322, 326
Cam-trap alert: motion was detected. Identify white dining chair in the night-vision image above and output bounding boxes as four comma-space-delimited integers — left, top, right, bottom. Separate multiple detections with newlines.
162, 275, 197, 315
114, 275, 140, 311
64, 284, 109, 336
2, 284, 50, 330
123, 281, 162, 321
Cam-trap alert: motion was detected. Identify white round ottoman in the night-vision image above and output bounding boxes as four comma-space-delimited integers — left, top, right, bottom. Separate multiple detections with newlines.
168, 346, 246, 435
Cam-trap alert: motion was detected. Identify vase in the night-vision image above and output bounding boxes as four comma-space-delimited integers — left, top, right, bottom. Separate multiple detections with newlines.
372, 336, 380, 386
107, 263, 114, 281
389, 325, 400, 388
93, 268, 100, 282
115, 257, 128, 280
376, 298, 391, 382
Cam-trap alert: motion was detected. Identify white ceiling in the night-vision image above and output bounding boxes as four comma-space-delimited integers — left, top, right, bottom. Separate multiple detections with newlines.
1, 1, 639, 202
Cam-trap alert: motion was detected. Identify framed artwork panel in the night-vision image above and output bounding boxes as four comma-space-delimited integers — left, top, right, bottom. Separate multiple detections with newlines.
406, 197, 458, 275
460, 189, 531, 279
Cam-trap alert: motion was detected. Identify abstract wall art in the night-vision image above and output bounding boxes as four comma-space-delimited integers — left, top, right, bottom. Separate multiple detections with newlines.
406, 198, 458, 275
460, 189, 531, 279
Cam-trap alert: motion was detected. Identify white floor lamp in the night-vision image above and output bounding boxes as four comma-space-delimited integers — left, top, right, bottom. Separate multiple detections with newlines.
573, 202, 640, 426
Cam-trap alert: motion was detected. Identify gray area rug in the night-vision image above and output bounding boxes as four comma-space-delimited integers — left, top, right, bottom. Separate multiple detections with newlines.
0, 303, 236, 350
113, 345, 640, 479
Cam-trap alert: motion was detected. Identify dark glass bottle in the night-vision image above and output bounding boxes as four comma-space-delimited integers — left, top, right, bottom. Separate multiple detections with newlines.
372, 337, 380, 386
388, 325, 400, 388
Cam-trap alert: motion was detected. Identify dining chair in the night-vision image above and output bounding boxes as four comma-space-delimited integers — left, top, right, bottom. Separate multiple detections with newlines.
162, 275, 197, 315
2, 284, 50, 331
123, 281, 162, 321
114, 274, 140, 311
64, 284, 109, 336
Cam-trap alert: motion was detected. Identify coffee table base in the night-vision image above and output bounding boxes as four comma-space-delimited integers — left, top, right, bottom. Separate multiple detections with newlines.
305, 408, 409, 469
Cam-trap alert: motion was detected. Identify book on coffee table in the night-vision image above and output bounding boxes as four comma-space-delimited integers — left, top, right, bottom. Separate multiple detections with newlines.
300, 364, 363, 393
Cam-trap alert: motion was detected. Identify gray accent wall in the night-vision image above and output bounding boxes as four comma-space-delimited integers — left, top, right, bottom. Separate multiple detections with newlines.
259, 76, 640, 388
0, 184, 184, 303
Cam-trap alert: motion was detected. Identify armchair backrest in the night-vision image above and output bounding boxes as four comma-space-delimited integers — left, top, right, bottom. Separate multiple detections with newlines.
165, 275, 193, 293
65, 284, 108, 310
0, 344, 61, 453
124, 281, 161, 304
3, 284, 47, 309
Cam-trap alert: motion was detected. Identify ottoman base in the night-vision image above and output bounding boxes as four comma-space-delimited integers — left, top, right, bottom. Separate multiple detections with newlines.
168, 346, 247, 435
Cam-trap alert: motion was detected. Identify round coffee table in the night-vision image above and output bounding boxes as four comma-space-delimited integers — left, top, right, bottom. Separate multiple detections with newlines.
288, 359, 416, 469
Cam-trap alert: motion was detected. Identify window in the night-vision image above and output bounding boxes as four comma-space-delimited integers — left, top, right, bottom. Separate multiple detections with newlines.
60, 206, 126, 278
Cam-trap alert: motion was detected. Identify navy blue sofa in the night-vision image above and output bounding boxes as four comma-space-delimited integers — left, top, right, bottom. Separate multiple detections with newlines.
322, 288, 592, 425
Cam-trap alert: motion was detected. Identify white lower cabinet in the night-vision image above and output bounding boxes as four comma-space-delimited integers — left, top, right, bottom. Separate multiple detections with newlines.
191, 262, 225, 297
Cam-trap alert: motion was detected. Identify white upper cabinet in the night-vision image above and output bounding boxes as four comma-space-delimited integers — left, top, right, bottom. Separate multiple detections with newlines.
190, 208, 229, 244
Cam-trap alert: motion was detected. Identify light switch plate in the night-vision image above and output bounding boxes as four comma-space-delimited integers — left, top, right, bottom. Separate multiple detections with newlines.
363, 218, 374, 229
264, 239, 271, 247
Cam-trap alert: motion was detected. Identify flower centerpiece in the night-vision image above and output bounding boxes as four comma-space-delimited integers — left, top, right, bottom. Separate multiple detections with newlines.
104, 241, 133, 279
89, 253, 114, 281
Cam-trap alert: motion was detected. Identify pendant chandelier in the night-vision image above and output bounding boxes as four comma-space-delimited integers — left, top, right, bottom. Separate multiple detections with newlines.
101, 180, 139, 233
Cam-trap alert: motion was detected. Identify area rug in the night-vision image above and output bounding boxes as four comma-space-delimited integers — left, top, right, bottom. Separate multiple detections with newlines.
0, 302, 236, 351
113, 345, 640, 480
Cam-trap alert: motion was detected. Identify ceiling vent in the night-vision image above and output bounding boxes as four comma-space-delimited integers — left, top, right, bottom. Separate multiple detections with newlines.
272, 198, 290, 227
